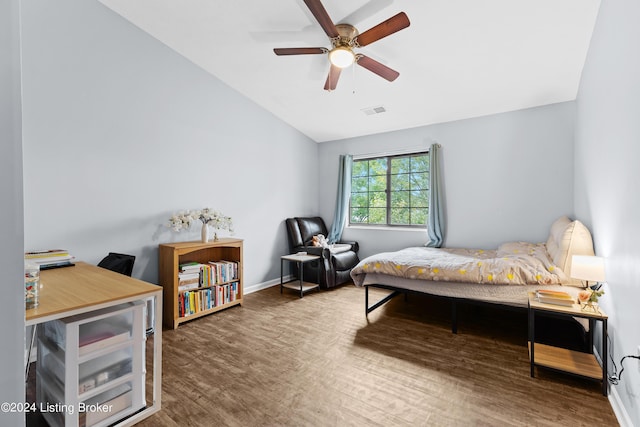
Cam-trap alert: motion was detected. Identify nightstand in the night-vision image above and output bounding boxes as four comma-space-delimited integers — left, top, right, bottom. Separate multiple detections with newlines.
528, 292, 608, 395
280, 254, 321, 298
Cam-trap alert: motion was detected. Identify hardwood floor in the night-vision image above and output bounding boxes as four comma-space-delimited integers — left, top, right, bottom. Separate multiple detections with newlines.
140, 285, 617, 427
27, 284, 619, 426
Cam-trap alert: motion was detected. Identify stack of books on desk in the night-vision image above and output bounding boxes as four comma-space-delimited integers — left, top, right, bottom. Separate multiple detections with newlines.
536, 289, 576, 307
25, 249, 75, 269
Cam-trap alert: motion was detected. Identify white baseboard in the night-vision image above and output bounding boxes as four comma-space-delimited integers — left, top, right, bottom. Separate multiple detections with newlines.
244, 275, 293, 294
609, 386, 633, 427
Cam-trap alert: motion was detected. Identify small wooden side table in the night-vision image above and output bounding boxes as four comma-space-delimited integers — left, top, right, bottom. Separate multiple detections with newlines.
527, 292, 608, 396
280, 254, 321, 298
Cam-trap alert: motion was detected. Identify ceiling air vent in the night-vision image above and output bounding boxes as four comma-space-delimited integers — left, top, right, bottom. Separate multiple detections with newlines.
361, 106, 386, 116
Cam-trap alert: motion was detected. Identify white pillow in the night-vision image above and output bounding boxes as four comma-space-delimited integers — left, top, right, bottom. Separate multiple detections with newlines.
329, 244, 352, 254
545, 216, 595, 286
546, 216, 572, 265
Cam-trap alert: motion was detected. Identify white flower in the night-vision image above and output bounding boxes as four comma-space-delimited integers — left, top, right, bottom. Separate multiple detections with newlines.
168, 208, 233, 233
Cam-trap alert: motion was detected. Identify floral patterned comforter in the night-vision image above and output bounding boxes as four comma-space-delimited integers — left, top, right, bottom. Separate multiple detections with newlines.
350, 242, 570, 287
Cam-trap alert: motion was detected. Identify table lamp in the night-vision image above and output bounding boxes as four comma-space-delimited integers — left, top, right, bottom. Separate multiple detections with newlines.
571, 255, 606, 310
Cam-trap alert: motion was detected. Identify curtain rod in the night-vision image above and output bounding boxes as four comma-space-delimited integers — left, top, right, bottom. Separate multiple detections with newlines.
352, 143, 441, 160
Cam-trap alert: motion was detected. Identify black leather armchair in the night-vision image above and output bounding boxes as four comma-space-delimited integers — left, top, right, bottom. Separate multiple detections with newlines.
285, 217, 360, 289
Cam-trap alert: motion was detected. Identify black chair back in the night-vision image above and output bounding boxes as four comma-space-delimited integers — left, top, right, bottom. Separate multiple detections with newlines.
98, 252, 135, 276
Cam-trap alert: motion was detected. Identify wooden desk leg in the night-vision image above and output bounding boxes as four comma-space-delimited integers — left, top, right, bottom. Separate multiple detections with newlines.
153, 293, 163, 409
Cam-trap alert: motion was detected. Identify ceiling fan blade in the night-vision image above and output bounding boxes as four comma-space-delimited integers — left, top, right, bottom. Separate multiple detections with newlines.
354, 12, 410, 47
273, 47, 327, 56
340, 0, 394, 27
356, 55, 400, 82
304, 0, 339, 38
324, 65, 342, 91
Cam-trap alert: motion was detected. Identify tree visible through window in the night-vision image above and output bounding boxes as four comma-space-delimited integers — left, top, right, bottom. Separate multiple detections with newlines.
350, 152, 429, 226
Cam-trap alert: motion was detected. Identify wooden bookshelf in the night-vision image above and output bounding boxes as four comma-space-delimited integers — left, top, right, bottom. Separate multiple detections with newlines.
159, 239, 243, 329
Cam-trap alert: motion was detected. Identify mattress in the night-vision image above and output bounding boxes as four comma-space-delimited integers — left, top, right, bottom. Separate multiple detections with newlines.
361, 272, 576, 308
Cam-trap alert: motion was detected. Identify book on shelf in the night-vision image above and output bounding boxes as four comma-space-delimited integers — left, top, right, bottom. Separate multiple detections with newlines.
26, 249, 75, 269
178, 282, 199, 292
536, 290, 572, 298
178, 282, 240, 318
179, 261, 204, 273
25, 249, 70, 259
203, 260, 239, 286
536, 290, 575, 306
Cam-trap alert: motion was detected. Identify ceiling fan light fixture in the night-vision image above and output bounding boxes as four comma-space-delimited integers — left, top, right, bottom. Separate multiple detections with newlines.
329, 46, 355, 68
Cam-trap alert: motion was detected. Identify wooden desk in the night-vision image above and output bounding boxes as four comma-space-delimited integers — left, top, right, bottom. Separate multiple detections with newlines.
26, 262, 163, 426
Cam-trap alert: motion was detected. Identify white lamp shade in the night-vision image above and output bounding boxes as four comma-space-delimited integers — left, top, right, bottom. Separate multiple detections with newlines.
570, 255, 606, 282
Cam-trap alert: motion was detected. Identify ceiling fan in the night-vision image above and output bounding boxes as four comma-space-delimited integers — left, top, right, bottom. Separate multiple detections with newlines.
273, 0, 410, 91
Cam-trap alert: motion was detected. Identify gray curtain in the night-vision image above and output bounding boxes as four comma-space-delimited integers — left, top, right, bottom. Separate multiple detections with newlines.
327, 154, 353, 244
425, 143, 444, 247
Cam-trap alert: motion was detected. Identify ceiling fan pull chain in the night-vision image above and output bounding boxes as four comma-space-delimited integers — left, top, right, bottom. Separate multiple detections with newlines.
352, 61, 357, 95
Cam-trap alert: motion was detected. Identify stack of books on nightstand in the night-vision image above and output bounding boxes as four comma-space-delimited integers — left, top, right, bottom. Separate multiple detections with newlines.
25, 249, 75, 269
535, 289, 576, 307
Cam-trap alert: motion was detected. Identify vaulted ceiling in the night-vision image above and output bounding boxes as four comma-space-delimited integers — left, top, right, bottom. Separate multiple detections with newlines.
98, 0, 600, 142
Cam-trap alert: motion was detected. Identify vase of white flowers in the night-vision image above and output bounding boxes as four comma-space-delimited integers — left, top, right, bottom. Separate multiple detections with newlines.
201, 222, 210, 242
169, 208, 233, 242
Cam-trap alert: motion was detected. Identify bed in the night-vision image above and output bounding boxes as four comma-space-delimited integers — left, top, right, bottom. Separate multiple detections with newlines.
350, 216, 595, 332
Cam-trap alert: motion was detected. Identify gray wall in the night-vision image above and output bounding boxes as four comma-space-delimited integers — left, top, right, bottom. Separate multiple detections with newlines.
0, 0, 25, 425
20, 0, 318, 288
574, 0, 640, 424
319, 102, 576, 258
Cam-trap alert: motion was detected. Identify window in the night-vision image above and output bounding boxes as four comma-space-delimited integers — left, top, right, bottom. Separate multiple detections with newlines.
350, 152, 429, 227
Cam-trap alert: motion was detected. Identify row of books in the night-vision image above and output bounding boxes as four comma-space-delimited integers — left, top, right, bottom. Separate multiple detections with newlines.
25, 248, 75, 269
178, 260, 239, 290
179, 282, 239, 317
535, 289, 576, 307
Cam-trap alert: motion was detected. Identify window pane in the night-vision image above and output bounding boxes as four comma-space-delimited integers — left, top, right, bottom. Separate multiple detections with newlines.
352, 160, 368, 177
368, 158, 387, 175
391, 157, 410, 174
391, 191, 410, 208
411, 189, 428, 207
411, 155, 429, 173
352, 177, 368, 192
370, 192, 386, 208
369, 175, 386, 192
411, 208, 428, 225
351, 192, 368, 207
410, 172, 428, 190
391, 208, 410, 225
391, 173, 410, 191
369, 208, 386, 224
350, 207, 368, 223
